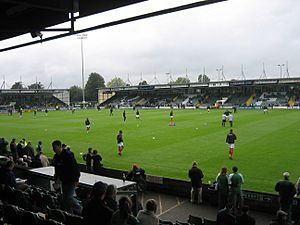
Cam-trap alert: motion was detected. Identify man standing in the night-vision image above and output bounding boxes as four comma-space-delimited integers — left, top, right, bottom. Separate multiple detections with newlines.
216, 167, 229, 210
36, 141, 42, 155
116, 130, 124, 156
275, 172, 296, 222
52, 140, 82, 214
188, 161, 204, 204
228, 166, 244, 215
82, 147, 92, 171
226, 129, 237, 160
222, 113, 227, 127
170, 110, 174, 122
110, 106, 114, 116
136, 109, 140, 119
85, 118, 91, 133
123, 110, 126, 122
10, 138, 18, 162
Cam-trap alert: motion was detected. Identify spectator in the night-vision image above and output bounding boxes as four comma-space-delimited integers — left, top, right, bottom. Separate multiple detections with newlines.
188, 161, 204, 204
39, 152, 50, 167
0, 137, 8, 155
104, 184, 118, 211
0, 160, 17, 188
31, 154, 43, 168
52, 140, 82, 214
275, 172, 296, 222
91, 149, 103, 173
82, 181, 113, 225
216, 203, 235, 225
111, 196, 139, 225
17, 139, 24, 158
228, 166, 244, 215
0, 160, 28, 190
296, 177, 300, 196
126, 163, 146, 192
83, 147, 92, 171
24, 142, 35, 160
36, 141, 42, 154
236, 205, 256, 225
137, 199, 159, 225
216, 167, 229, 210
269, 210, 292, 225
130, 194, 143, 217
10, 138, 18, 162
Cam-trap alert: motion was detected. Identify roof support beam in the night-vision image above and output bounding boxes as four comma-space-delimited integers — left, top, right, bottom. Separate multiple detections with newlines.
0, 0, 227, 52
0, 0, 77, 13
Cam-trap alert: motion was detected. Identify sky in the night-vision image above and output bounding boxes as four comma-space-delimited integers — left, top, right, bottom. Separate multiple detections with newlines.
1, 0, 300, 89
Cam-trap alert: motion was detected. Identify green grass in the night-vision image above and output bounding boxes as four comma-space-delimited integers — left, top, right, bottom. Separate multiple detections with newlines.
1, 108, 300, 193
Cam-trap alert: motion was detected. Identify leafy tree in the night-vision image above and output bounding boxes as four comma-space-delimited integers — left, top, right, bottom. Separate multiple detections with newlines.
138, 80, 148, 85
107, 77, 126, 88
11, 81, 25, 89
28, 82, 44, 89
85, 72, 105, 101
69, 85, 83, 103
173, 77, 190, 84
198, 74, 210, 83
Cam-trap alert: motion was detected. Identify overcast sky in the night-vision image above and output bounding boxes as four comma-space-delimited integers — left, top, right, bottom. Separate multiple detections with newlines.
1, 0, 300, 89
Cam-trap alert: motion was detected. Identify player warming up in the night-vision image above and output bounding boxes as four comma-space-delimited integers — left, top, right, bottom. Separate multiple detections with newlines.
85, 118, 91, 133
226, 129, 237, 160
123, 110, 126, 122
170, 110, 174, 122
135, 109, 140, 119
117, 130, 124, 156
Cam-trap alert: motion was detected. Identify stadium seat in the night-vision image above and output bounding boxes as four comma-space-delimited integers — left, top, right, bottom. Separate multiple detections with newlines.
20, 210, 39, 225
3, 204, 20, 225
203, 218, 217, 225
159, 219, 174, 225
175, 220, 191, 225
64, 212, 83, 225
30, 189, 44, 211
188, 215, 203, 225
14, 189, 30, 210
43, 193, 57, 209
2, 185, 16, 204
47, 208, 66, 224
40, 219, 65, 225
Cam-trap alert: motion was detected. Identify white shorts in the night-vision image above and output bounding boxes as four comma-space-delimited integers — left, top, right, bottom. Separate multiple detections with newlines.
118, 142, 124, 147
170, 116, 173, 119
136, 115, 140, 118
86, 125, 90, 129
228, 143, 235, 149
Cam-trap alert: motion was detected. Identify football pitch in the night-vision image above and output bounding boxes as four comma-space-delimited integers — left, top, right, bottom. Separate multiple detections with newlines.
1, 108, 300, 193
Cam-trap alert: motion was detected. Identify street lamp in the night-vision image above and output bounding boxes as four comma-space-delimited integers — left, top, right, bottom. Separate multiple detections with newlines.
277, 64, 284, 79
77, 33, 88, 104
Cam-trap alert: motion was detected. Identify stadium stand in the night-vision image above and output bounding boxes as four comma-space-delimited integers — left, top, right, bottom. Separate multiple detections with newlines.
0, 89, 70, 112
98, 78, 300, 110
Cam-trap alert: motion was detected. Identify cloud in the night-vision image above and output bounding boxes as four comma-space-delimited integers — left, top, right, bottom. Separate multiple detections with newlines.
1, 0, 300, 88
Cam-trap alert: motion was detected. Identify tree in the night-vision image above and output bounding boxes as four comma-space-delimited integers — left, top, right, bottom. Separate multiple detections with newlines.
198, 74, 210, 83
11, 81, 25, 89
85, 72, 105, 101
138, 80, 148, 85
173, 77, 190, 84
69, 85, 83, 103
28, 82, 44, 89
107, 77, 126, 88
